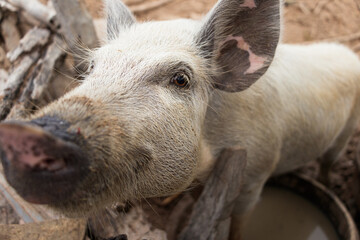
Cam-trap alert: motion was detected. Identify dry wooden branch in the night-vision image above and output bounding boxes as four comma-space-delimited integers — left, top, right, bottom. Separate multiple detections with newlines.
0, 47, 10, 70
305, 31, 360, 44
1, 13, 21, 52
88, 206, 167, 240
6, 0, 58, 29
8, 37, 67, 119
324, 32, 360, 43
0, 70, 8, 93
7, 63, 40, 119
353, 42, 360, 52
297, 2, 311, 15
166, 194, 194, 240
313, 0, 331, 15
0, 0, 17, 12
354, 0, 360, 11
124, 0, 147, 6
0, 52, 39, 120
355, 142, 360, 215
131, 0, 175, 14
7, 27, 50, 63
32, 36, 66, 100
51, 0, 98, 72
178, 148, 247, 240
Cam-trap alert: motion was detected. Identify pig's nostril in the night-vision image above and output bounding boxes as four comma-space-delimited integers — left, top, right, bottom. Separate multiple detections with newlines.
0, 121, 89, 204
35, 157, 66, 172
44, 158, 55, 165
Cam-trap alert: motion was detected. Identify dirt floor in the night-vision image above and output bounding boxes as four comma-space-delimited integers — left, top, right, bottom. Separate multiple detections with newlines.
1, 0, 360, 238
82, 0, 360, 50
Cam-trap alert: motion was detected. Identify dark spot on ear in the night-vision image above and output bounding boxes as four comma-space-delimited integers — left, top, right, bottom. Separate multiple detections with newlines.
197, 0, 280, 92
215, 42, 252, 91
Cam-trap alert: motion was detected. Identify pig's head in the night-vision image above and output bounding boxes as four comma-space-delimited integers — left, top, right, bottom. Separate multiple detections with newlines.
0, 0, 280, 215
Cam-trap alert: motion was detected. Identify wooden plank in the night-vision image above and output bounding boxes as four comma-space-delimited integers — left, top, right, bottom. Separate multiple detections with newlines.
179, 148, 247, 240
51, 0, 98, 72
0, 218, 87, 240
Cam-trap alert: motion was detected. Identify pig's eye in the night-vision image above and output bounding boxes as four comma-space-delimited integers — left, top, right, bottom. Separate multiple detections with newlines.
171, 73, 189, 88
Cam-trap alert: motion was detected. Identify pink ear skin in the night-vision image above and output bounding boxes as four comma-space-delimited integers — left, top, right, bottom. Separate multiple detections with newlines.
223, 36, 267, 75
0, 121, 89, 205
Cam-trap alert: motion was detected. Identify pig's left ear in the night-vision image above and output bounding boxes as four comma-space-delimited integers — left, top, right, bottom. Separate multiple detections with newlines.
197, 0, 281, 92
106, 0, 136, 40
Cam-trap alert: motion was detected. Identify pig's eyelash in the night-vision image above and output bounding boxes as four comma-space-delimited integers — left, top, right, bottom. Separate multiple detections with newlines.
84, 60, 96, 75
89, 60, 95, 72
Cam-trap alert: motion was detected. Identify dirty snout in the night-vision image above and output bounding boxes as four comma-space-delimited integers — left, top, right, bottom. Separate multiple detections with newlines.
0, 117, 89, 205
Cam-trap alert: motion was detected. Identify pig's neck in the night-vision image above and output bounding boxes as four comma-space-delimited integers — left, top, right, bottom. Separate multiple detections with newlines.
197, 86, 267, 181
196, 139, 216, 181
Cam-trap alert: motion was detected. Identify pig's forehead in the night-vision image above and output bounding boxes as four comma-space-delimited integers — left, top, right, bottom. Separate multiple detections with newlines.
92, 45, 202, 74
91, 19, 204, 69
108, 19, 200, 50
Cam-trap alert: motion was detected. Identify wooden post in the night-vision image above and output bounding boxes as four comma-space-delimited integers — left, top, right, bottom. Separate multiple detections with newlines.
51, 0, 98, 72
178, 148, 247, 240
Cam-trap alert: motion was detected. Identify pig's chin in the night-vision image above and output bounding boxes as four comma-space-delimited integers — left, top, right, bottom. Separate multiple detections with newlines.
2, 163, 87, 205
0, 120, 90, 206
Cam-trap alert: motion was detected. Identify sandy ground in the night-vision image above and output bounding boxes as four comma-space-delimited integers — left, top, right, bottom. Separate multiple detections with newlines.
84, 0, 360, 50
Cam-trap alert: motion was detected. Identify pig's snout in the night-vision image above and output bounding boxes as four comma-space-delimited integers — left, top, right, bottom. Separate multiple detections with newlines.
0, 118, 89, 205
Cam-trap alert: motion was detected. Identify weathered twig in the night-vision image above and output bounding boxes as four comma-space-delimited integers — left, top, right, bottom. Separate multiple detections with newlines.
31, 36, 66, 100
6, 0, 58, 29
131, 0, 175, 14
0, 46, 10, 70
178, 148, 247, 240
313, 0, 332, 15
0, 0, 17, 11
0, 70, 8, 93
353, 42, 360, 52
7, 61, 41, 119
296, 2, 311, 15
51, 0, 98, 72
354, 0, 360, 11
88, 206, 167, 240
1, 13, 21, 51
306, 31, 360, 44
8, 36, 67, 119
355, 142, 360, 215
166, 194, 195, 240
7, 27, 50, 63
0, 52, 39, 120
124, 0, 147, 6
326, 32, 360, 43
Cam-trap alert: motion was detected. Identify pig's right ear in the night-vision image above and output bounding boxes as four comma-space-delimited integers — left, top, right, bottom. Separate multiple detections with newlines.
197, 0, 281, 92
105, 0, 136, 40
